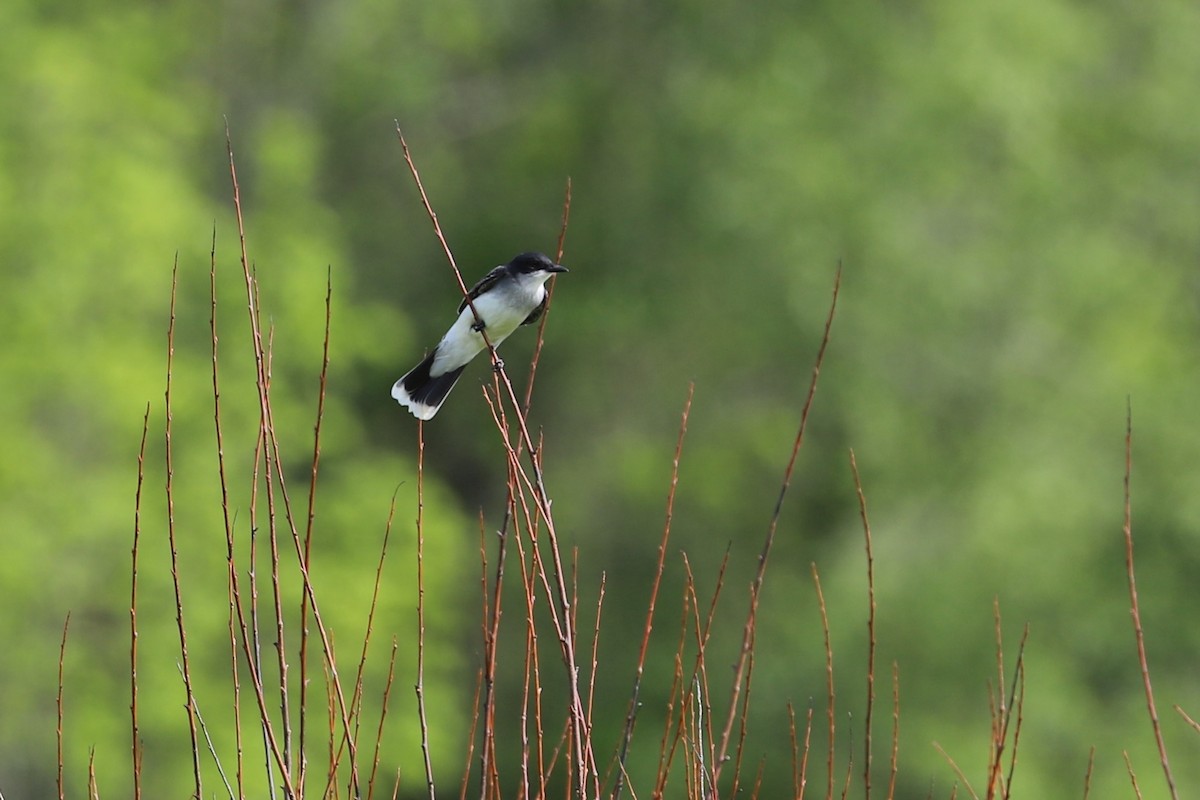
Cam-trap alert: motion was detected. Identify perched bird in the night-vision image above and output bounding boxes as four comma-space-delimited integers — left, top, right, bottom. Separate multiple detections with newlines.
391, 252, 568, 420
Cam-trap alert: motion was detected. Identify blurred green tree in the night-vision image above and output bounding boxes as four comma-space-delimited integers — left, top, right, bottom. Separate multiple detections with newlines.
1, 0, 1198, 796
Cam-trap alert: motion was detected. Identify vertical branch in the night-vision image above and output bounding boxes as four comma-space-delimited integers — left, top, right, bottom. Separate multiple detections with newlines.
652, 559, 698, 799
165, 260, 205, 799
522, 176, 572, 415
888, 664, 900, 800
415, 419, 437, 800
211, 222, 249, 800
130, 405, 150, 799
260, 327, 297, 784
652, 549, 730, 798
477, 392, 516, 800
1002, 631, 1026, 800
368, 638, 402, 800
227, 126, 362, 797
849, 449, 876, 800
788, 703, 801, 798
728, 647, 757, 798
298, 266, 334, 795
1081, 746, 1095, 800
87, 748, 98, 800
1122, 751, 1144, 800
224, 121, 301, 800
1121, 402, 1178, 800
613, 383, 694, 800
586, 573, 607, 748
338, 488, 401, 788
713, 265, 841, 786
57, 613, 70, 800
812, 564, 836, 800
397, 130, 591, 797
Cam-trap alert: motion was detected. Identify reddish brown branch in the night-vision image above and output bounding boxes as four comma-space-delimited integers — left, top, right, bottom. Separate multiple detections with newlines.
813, 563, 837, 800
57, 613, 70, 800
712, 264, 841, 787
849, 449, 876, 800
612, 384, 694, 798
130, 405, 150, 799
415, 419, 437, 799
1121, 403, 1178, 800
164, 259, 205, 799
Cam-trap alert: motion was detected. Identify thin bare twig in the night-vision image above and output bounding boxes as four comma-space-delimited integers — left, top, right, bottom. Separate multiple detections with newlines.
1081, 746, 1095, 800
813, 564, 836, 800
932, 742, 978, 800
130, 405, 150, 799
1123, 750, 1144, 800
712, 264, 841, 786
87, 748, 98, 800
367, 639, 402, 800
416, 419, 437, 799
849, 449, 876, 800
57, 614, 70, 800
210, 219, 250, 800
1175, 705, 1200, 735
1121, 402, 1178, 800
612, 384, 694, 799
297, 265, 334, 795
224, 121, 305, 800
1000, 626, 1028, 799
186, 671, 237, 799
165, 259, 205, 800
523, 176, 572, 415
888, 664, 900, 800
654, 546, 731, 798
351, 492, 401, 796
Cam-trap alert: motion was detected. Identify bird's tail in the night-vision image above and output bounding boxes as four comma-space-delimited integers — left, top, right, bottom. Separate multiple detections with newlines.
391, 348, 466, 420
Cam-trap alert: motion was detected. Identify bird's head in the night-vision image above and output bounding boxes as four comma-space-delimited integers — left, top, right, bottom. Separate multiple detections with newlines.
507, 252, 568, 278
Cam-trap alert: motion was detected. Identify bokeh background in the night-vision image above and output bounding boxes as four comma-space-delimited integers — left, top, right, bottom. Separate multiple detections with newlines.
3, 0, 1199, 797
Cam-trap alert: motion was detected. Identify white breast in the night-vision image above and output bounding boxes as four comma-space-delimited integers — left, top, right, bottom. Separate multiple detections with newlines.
429, 279, 546, 376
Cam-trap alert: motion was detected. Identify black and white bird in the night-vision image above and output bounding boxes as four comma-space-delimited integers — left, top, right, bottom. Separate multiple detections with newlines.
391, 252, 568, 420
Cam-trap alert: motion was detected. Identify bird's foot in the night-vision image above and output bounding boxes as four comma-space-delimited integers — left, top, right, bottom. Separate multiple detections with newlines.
471, 319, 487, 332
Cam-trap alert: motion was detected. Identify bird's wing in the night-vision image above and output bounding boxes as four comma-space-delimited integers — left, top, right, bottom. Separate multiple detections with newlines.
521, 295, 549, 326
457, 265, 507, 314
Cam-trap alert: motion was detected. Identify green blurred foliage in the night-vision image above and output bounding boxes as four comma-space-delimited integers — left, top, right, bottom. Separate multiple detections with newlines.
2, 0, 1199, 797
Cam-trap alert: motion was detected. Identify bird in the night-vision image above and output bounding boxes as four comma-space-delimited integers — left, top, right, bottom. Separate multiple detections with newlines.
391, 252, 568, 420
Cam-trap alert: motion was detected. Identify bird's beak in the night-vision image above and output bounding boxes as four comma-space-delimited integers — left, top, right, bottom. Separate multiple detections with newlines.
547, 263, 568, 274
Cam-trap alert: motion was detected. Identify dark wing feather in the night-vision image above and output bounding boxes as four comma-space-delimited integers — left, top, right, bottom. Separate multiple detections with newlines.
457, 265, 507, 313
521, 295, 549, 326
